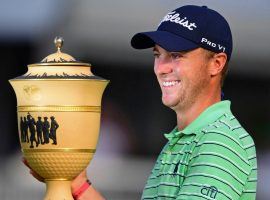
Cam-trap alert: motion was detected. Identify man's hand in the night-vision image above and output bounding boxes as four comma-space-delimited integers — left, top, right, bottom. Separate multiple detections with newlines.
22, 157, 44, 183
70, 168, 88, 194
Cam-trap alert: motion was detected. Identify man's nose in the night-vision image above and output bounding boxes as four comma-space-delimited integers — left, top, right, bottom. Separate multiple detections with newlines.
154, 58, 173, 75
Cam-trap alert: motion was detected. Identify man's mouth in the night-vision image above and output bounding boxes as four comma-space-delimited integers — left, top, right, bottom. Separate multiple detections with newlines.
162, 80, 180, 87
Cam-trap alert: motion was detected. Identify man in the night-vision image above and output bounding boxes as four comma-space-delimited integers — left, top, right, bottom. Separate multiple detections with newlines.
49, 116, 59, 145
130, 5, 257, 199
42, 116, 50, 144
36, 116, 43, 145
23, 116, 29, 143
20, 117, 25, 143
27, 112, 38, 148
25, 5, 257, 200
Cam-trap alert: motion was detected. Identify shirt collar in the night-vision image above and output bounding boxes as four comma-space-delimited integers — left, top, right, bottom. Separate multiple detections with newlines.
164, 100, 232, 144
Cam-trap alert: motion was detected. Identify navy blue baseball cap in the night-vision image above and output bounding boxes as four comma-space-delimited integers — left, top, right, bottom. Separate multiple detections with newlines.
131, 5, 233, 60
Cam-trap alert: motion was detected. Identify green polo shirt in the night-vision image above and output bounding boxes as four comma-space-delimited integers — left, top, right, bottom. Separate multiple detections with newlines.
142, 101, 257, 200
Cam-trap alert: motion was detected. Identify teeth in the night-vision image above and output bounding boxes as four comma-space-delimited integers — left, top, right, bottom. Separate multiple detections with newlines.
162, 81, 179, 87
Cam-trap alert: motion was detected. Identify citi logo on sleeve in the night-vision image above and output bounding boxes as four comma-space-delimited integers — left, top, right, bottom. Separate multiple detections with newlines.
159, 11, 197, 31
201, 185, 218, 199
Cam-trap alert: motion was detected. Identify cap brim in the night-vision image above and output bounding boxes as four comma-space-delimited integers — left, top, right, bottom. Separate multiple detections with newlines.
131, 31, 199, 52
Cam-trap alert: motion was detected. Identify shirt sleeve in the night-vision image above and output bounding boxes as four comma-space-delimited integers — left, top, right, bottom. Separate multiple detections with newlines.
176, 130, 251, 200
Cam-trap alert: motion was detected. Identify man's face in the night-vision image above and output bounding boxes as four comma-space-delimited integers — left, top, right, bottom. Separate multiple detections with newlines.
153, 45, 212, 111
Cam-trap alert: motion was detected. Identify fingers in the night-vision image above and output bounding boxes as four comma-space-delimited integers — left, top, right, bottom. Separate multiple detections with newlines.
22, 157, 45, 183
76, 169, 87, 179
22, 157, 29, 167
71, 169, 89, 193
30, 169, 45, 183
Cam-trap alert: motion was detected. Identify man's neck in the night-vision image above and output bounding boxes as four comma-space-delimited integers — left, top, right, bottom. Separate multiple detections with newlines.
175, 90, 221, 131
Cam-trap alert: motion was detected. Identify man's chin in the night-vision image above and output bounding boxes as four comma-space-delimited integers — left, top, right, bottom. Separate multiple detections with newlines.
161, 97, 179, 109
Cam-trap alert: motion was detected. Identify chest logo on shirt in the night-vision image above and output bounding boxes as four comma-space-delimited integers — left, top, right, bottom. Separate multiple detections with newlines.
173, 162, 180, 175
201, 185, 218, 199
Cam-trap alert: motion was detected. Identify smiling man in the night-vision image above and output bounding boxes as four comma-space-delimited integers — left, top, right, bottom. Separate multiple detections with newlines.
130, 5, 257, 200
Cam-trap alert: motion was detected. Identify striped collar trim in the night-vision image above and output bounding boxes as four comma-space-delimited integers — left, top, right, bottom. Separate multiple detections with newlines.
164, 100, 232, 143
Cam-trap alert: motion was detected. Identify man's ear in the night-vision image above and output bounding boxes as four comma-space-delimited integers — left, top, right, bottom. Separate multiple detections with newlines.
209, 52, 227, 76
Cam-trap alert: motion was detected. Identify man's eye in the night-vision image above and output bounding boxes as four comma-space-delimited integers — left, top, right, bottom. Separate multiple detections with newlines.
153, 53, 160, 58
170, 53, 183, 59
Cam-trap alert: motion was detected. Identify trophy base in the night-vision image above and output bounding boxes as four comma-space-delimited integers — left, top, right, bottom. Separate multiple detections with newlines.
44, 180, 73, 200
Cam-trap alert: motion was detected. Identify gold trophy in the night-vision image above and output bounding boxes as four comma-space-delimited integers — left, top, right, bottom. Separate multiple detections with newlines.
9, 37, 109, 200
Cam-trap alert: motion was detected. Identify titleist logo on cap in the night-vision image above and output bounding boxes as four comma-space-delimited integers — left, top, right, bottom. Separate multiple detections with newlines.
159, 11, 197, 31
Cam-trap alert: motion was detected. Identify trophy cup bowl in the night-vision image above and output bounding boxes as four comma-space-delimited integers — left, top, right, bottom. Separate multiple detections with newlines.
9, 37, 109, 200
